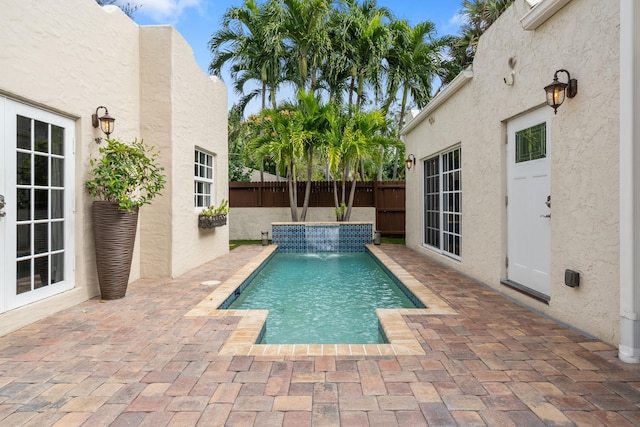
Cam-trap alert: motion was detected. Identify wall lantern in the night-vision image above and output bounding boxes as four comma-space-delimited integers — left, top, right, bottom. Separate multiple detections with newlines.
405, 154, 416, 170
92, 106, 115, 141
544, 69, 578, 114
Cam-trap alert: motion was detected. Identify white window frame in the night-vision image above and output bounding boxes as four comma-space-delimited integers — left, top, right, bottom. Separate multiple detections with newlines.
422, 146, 462, 260
194, 148, 214, 209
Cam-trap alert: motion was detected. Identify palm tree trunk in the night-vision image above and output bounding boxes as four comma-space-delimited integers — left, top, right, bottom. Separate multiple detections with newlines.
260, 80, 268, 183
356, 72, 365, 109
345, 176, 357, 221
392, 85, 409, 180
341, 165, 348, 205
270, 85, 277, 110
348, 71, 356, 108
288, 163, 298, 222
300, 149, 313, 221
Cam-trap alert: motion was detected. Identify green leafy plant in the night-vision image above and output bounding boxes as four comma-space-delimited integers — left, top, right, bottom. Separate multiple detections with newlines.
201, 199, 230, 216
85, 138, 166, 211
334, 202, 347, 221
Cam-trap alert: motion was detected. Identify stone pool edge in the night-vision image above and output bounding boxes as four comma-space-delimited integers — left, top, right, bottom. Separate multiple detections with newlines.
185, 245, 458, 356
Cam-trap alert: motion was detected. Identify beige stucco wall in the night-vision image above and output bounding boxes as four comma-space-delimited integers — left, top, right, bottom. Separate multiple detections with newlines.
139, 27, 229, 278
0, 0, 228, 336
230, 208, 376, 240
404, 0, 620, 344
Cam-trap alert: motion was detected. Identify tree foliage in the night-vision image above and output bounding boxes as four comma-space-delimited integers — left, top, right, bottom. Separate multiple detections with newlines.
94, 0, 140, 18
216, 0, 515, 220
442, 0, 515, 83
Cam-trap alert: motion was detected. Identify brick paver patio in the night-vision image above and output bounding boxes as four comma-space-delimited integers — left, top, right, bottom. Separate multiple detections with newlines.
0, 244, 639, 426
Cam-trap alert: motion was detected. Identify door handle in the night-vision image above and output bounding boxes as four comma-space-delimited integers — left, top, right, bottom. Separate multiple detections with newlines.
540, 214, 551, 218
0, 194, 5, 217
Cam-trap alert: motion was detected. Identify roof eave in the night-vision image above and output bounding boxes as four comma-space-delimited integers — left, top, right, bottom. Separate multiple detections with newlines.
401, 67, 474, 136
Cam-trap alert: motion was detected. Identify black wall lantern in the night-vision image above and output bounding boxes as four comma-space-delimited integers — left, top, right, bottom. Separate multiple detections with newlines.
92, 106, 115, 142
544, 69, 578, 114
405, 154, 416, 170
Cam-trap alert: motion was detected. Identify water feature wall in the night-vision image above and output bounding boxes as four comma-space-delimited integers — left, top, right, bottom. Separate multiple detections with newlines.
272, 222, 373, 253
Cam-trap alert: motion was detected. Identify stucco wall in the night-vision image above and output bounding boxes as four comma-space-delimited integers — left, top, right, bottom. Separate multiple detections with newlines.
0, 0, 228, 335
139, 27, 229, 278
404, 0, 620, 344
0, 1, 141, 333
230, 208, 376, 240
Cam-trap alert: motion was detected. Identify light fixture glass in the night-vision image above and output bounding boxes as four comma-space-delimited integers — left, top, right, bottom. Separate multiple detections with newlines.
99, 111, 115, 136
92, 106, 115, 139
544, 69, 577, 114
405, 154, 415, 170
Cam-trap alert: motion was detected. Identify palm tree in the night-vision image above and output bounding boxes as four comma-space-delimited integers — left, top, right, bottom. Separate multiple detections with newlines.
336, 0, 392, 110
250, 107, 306, 221
384, 19, 444, 178
325, 106, 399, 220
279, 0, 332, 93
294, 91, 331, 221
444, 0, 515, 80
316, 6, 354, 105
209, 0, 285, 114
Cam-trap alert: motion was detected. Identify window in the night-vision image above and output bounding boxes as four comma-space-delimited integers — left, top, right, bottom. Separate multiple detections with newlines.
516, 122, 546, 163
423, 147, 461, 259
194, 148, 214, 208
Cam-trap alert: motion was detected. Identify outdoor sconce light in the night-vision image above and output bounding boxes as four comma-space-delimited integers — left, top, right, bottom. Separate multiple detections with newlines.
544, 69, 577, 114
92, 106, 115, 142
405, 154, 416, 170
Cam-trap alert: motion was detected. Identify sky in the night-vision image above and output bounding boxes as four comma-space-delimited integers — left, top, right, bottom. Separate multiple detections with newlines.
125, 0, 464, 114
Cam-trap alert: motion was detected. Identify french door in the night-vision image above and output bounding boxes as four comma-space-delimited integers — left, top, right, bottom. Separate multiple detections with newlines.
1, 98, 75, 312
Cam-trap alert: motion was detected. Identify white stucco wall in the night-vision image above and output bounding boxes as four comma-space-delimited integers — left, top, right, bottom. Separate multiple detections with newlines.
403, 0, 620, 344
230, 208, 376, 240
0, 0, 228, 335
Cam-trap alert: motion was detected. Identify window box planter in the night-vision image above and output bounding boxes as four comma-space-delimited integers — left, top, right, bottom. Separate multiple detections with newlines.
199, 213, 227, 228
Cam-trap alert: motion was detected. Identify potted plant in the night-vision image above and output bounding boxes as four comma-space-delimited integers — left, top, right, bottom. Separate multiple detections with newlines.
199, 199, 229, 228
85, 138, 166, 299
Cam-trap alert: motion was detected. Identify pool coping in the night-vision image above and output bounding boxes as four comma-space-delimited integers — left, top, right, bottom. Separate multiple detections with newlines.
186, 245, 458, 356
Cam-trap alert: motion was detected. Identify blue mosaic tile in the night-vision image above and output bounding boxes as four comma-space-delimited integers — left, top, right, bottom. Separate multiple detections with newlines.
273, 223, 372, 253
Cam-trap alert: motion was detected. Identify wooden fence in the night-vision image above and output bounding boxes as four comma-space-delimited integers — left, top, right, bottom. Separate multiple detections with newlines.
229, 181, 406, 237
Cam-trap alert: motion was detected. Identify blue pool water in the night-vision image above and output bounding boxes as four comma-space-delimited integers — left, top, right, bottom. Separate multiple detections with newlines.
227, 252, 419, 344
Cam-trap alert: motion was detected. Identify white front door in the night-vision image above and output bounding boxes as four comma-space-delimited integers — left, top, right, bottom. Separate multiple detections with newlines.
1, 98, 75, 312
507, 108, 551, 298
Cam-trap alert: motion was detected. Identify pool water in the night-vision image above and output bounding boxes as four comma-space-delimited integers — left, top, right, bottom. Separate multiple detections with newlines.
227, 252, 418, 344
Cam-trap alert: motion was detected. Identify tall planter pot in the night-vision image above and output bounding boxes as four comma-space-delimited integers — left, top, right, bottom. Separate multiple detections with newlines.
92, 201, 139, 299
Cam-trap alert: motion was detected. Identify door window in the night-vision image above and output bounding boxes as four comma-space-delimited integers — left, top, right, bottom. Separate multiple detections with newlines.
516, 123, 546, 163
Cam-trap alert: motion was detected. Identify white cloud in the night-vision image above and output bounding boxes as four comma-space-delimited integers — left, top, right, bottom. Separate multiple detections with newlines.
448, 11, 464, 27
439, 9, 463, 35
133, 0, 204, 23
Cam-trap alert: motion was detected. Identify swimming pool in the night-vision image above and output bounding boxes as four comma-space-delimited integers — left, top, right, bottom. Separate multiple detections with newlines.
226, 252, 422, 344
187, 243, 457, 356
